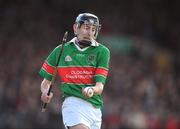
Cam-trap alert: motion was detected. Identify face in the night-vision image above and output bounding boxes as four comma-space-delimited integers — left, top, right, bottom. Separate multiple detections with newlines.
73, 23, 97, 41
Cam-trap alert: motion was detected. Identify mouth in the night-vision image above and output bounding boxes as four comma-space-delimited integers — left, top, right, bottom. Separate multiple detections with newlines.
83, 36, 96, 42
82, 37, 91, 41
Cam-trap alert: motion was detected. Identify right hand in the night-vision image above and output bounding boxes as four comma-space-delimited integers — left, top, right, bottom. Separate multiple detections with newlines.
41, 92, 53, 103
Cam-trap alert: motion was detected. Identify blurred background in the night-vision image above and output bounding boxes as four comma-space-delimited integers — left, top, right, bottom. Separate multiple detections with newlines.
0, 0, 180, 129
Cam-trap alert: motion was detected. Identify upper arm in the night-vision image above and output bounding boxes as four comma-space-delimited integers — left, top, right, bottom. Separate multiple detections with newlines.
95, 47, 110, 84
39, 45, 61, 81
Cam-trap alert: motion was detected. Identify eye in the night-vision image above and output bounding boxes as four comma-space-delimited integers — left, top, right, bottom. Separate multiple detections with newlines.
92, 27, 96, 32
85, 26, 90, 30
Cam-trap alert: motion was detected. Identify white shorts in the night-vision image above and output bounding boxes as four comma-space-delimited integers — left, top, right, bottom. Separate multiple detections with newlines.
62, 96, 102, 129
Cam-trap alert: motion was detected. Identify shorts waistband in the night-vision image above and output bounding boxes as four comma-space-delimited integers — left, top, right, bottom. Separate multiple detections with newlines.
64, 96, 99, 109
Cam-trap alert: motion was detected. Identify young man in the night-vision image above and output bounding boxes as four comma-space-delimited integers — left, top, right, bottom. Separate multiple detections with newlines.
39, 13, 110, 129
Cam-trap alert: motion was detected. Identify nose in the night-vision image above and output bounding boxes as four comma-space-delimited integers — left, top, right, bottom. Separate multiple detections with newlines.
83, 28, 93, 37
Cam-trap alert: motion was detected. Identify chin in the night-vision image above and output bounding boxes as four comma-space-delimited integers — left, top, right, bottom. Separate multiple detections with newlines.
82, 38, 91, 41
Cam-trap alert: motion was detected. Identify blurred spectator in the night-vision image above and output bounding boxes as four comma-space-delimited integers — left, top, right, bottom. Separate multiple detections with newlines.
0, 0, 180, 129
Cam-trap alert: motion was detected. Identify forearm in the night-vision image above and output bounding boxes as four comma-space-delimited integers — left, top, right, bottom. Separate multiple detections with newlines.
40, 78, 53, 103
93, 82, 104, 95
40, 78, 51, 93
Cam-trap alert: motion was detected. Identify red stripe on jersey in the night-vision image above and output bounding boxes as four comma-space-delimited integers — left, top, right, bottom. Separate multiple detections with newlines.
58, 67, 96, 84
95, 67, 108, 77
42, 62, 55, 75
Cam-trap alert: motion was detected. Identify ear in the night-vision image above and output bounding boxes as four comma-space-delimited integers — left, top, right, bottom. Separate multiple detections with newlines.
73, 24, 78, 35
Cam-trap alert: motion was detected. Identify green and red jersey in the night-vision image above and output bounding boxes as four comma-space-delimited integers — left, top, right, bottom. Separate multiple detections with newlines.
39, 38, 110, 108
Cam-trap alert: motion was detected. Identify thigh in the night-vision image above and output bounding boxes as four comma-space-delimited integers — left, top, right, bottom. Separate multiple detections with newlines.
62, 97, 92, 128
62, 97, 102, 129
68, 123, 89, 129
91, 120, 101, 129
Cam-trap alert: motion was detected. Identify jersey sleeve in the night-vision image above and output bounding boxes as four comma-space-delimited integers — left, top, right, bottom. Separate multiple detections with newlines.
39, 45, 61, 81
95, 47, 110, 84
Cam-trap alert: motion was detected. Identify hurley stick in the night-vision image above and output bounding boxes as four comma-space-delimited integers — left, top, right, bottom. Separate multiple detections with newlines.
41, 31, 68, 112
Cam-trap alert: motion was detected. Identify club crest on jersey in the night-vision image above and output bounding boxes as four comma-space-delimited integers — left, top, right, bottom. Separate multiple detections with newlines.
65, 55, 72, 62
87, 54, 96, 64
